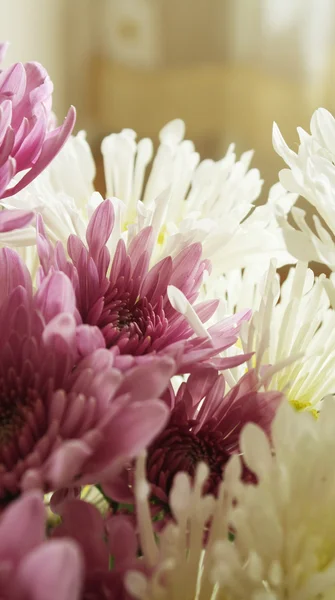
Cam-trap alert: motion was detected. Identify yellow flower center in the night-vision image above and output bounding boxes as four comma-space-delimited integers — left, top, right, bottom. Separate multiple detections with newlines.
290, 398, 318, 419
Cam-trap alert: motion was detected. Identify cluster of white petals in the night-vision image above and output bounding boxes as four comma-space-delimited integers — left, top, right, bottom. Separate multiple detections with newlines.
207, 261, 335, 410
273, 108, 335, 270
1, 120, 295, 276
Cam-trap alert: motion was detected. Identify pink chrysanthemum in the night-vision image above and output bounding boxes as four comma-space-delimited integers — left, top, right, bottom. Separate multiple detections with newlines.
0, 247, 173, 502
104, 368, 282, 510
36, 199, 250, 374
0, 42, 75, 199
0, 491, 82, 599
146, 369, 283, 502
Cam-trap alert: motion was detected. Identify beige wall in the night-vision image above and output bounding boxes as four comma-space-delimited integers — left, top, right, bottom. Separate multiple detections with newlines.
0, 0, 69, 118
1, 0, 335, 194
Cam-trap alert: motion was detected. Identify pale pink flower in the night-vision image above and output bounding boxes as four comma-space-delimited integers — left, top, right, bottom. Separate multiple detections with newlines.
36, 199, 250, 374
0, 247, 173, 501
0, 42, 75, 199
0, 491, 83, 599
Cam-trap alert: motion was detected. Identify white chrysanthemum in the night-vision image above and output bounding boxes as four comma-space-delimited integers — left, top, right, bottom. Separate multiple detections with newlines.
126, 455, 227, 600
2, 120, 295, 274
273, 107, 335, 269
212, 400, 335, 600
205, 261, 335, 410
127, 401, 335, 600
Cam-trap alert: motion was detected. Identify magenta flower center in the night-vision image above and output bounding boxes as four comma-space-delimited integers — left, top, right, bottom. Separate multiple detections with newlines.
97, 290, 168, 355
0, 375, 45, 474
147, 419, 230, 501
0, 381, 31, 442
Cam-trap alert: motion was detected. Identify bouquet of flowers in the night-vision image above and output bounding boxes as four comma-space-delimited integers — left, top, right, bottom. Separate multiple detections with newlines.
1, 43, 335, 600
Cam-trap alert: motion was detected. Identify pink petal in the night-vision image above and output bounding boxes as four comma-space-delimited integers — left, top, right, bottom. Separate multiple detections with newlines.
141, 256, 173, 305
34, 271, 76, 323
95, 400, 170, 472
46, 440, 93, 489
50, 487, 82, 515
73, 347, 116, 375
106, 515, 137, 565
0, 491, 45, 564
0, 62, 26, 100
0, 156, 15, 197
86, 199, 114, 259
23, 61, 53, 109
12, 115, 30, 155
14, 109, 47, 170
17, 540, 83, 600
0, 247, 32, 306
0, 208, 34, 232
196, 373, 226, 426
76, 324, 106, 357
0, 125, 15, 166
67, 234, 86, 266
0, 100, 13, 144
116, 356, 176, 401
170, 243, 202, 291
208, 308, 252, 337
197, 352, 253, 371
74, 369, 122, 413
186, 367, 221, 407
1, 105, 76, 198
102, 469, 133, 503
53, 500, 109, 572
195, 299, 220, 323
128, 226, 153, 273
42, 313, 77, 357
109, 238, 127, 284
36, 213, 54, 275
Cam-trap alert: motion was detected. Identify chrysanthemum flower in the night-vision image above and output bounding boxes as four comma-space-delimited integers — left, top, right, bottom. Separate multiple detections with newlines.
36, 198, 250, 374
2, 120, 295, 275
100, 123, 294, 271
208, 261, 335, 412
0, 247, 174, 502
145, 368, 281, 503
105, 368, 282, 510
126, 399, 335, 600
0, 490, 82, 599
273, 108, 335, 269
0, 42, 76, 200
210, 399, 335, 599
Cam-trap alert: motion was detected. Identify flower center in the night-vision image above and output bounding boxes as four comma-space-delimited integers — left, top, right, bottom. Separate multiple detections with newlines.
0, 384, 33, 443
146, 419, 231, 503
98, 292, 168, 355
0, 376, 43, 471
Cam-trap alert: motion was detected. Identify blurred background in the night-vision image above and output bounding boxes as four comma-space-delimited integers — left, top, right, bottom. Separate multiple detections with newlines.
1, 0, 335, 197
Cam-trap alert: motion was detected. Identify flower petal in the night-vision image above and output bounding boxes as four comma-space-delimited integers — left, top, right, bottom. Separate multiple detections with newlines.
17, 540, 83, 600
0, 208, 34, 233
34, 271, 76, 323
1, 106, 76, 198
0, 491, 45, 564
